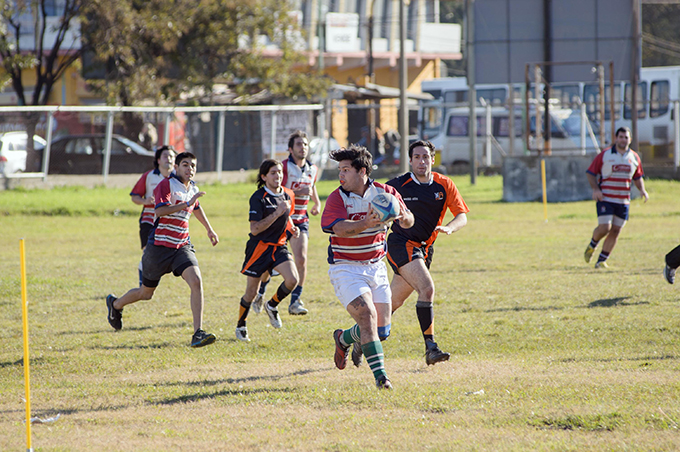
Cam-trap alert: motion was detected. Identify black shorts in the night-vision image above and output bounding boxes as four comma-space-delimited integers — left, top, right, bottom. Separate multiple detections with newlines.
139, 223, 154, 249
241, 240, 292, 278
386, 233, 434, 276
286, 221, 309, 240
141, 242, 198, 287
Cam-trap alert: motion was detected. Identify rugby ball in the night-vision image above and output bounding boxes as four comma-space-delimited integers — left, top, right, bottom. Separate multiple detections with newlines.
370, 193, 400, 223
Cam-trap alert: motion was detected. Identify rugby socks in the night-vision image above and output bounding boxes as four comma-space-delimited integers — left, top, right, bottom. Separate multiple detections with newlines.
597, 251, 610, 264
362, 340, 387, 381
339, 324, 361, 346
267, 282, 292, 308
237, 297, 251, 327
589, 238, 599, 249
416, 301, 435, 343
258, 279, 270, 297
290, 285, 303, 306
138, 260, 143, 287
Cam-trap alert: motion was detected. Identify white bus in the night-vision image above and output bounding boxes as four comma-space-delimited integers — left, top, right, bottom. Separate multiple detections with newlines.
420, 66, 680, 163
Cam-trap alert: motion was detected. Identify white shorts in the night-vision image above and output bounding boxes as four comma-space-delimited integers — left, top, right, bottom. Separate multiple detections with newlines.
329, 261, 392, 309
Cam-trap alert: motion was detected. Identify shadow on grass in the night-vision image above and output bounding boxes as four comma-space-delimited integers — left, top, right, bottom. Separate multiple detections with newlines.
153, 386, 294, 406
93, 343, 176, 351
560, 354, 678, 363
54, 322, 186, 336
484, 306, 565, 313
0, 357, 46, 368
152, 367, 326, 388
586, 297, 650, 308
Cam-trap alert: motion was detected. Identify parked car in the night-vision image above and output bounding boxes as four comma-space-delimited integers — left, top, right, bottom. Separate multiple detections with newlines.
0, 131, 47, 175
48, 134, 155, 174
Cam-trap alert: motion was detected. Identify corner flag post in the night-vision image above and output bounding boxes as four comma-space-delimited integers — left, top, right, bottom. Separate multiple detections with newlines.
20, 239, 33, 452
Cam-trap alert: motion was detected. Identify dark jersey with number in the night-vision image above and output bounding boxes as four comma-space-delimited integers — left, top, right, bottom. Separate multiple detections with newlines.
248, 186, 295, 245
387, 172, 469, 247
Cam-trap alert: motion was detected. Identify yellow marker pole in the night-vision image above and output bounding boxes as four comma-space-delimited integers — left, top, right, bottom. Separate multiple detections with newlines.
20, 239, 33, 452
541, 159, 548, 222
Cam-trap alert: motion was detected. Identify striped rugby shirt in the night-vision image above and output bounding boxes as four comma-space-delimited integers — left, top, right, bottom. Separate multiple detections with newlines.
149, 174, 200, 249
321, 180, 408, 264
586, 146, 644, 205
282, 156, 318, 226
130, 168, 167, 226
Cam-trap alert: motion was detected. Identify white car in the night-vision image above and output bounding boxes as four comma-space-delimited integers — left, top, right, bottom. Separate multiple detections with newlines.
0, 131, 47, 175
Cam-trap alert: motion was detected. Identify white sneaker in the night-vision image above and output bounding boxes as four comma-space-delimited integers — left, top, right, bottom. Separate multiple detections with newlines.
288, 299, 308, 315
265, 302, 282, 328
235, 326, 250, 342
252, 293, 264, 314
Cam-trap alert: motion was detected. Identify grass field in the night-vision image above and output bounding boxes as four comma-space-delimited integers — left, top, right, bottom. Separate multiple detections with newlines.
1, 175, 680, 451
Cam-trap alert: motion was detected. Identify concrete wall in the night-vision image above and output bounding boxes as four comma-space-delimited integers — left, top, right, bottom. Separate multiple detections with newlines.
503, 156, 593, 203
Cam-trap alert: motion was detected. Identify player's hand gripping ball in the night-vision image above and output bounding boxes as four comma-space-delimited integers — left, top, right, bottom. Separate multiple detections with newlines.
370, 193, 400, 223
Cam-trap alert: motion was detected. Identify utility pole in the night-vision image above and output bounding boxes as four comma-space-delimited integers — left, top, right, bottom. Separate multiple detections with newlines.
466, 0, 477, 184
317, 0, 324, 73
399, 0, 409, 174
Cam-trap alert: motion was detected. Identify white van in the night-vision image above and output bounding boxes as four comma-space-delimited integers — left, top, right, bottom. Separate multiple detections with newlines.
429, 106, 599, 167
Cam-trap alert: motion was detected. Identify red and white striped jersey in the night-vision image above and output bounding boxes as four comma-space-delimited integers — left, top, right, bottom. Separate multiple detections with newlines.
586, 146, 644, 205
149, 175, 200, 249
130, 169, 167, 225
321, 181, 407, 265
282, 156, 318, 226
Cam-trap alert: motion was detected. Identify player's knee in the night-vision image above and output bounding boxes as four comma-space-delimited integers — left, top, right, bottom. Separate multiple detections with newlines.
285, 275, 298, 290
417, 285, 435, 302
378, 324, 391, 341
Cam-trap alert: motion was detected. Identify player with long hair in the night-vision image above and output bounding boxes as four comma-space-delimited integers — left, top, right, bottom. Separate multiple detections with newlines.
235, 159, 300, 342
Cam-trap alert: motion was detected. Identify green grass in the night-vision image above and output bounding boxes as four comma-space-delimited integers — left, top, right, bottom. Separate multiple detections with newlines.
1, 176, 680, 451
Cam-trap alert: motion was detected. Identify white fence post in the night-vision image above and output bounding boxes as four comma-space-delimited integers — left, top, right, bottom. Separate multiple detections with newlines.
103, 111, 114, 183
270, 110, 277, 159
41, 113, 54, 181
485, 100, 492, 166
580, 101, 587, 155
216, 110, 225, 178
674, 100, 679, 170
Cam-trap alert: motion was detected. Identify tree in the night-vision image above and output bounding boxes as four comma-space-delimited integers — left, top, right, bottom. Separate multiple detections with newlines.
84, 0, 331, 106
642, 4, 680, 67
0, 0, 91, 170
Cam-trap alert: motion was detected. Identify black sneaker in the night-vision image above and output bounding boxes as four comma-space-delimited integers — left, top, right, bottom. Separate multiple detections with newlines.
191, 329, 216, 347
333, 329, 349, 370
664, 264, 676, 284
425, 340, 450, 366
351, 341, 363, 367
376, 375, 393, 390
106, 294, 122, 330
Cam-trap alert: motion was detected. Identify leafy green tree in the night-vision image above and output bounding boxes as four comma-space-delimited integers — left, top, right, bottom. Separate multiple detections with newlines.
642, 4, 680, 67
84, 0, 330, 105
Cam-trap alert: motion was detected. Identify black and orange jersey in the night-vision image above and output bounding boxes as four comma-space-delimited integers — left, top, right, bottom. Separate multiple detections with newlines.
387, 172, 469, 246
248, 186, 295, 246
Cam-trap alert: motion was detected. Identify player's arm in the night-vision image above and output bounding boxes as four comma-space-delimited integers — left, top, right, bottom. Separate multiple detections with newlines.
393, 208, 414, 229
309, 184, 321, 216
436, 212, 467, 235
586, 172, 603, 202
250, 199, 290, 235
130, 194, 152, 205
155, 191, 206, 217
633, 177, 649, 202
193, 207, 219, 246
331, 210, 383, 237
